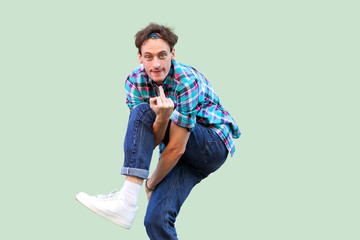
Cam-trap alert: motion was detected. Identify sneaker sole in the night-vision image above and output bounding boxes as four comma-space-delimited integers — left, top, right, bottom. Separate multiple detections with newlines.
75, 192, 133, 229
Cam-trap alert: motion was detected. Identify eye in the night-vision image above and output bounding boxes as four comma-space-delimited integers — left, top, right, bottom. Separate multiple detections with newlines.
144, 55, 152, 60
158, 53, 167, 59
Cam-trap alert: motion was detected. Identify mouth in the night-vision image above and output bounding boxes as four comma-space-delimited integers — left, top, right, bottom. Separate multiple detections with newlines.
151, 69, 164, 74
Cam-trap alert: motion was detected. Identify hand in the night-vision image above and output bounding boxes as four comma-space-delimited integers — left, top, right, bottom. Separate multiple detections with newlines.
150, 86, 174, 121
145, 178, 155, 202
145, 186, 153, 202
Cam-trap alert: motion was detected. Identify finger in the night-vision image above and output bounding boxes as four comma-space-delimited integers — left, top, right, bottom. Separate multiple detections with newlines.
158, 86, 166, 99
149, 97, 157, 106
156, 96, 163, 105
166, 98, 174, 107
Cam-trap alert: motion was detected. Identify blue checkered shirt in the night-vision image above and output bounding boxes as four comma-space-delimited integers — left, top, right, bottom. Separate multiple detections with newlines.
125, 60, 240, 156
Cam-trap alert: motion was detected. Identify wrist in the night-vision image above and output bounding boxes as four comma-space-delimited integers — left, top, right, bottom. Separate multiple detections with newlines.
145, 178, 156, 191
155, 115, 169, 124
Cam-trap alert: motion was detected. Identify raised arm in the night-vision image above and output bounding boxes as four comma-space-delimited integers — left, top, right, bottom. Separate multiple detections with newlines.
150, 86, 174, 148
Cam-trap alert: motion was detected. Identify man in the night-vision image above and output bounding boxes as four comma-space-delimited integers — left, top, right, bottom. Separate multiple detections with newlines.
76, 23, 241, 239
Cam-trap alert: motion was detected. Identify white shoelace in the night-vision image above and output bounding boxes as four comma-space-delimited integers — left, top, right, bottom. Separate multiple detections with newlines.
94, 190, 124, 200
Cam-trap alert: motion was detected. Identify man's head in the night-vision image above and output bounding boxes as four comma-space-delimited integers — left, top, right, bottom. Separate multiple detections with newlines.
135, 23, 178, 85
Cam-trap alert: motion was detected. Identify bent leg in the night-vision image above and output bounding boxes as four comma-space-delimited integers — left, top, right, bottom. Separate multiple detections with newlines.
144, 123, 229, 239
121, 104, 156, 179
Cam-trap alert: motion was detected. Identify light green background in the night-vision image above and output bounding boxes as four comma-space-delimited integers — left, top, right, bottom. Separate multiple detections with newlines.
1, 0, 359, 239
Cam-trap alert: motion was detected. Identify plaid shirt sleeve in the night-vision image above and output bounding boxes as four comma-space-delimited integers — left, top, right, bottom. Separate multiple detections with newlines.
125, 75, 143, 111
170, 80, 199, 131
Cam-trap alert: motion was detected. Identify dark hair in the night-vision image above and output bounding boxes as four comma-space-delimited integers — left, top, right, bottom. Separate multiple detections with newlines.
135, 23, 178, 55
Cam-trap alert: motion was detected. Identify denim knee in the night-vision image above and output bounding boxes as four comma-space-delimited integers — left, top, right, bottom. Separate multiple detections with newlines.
130, 104, 155, 124
144, 210, 161, 232
131, 103, 151, 115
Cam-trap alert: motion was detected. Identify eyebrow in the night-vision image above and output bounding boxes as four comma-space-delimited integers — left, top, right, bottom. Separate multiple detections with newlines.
144, 50, 168, 55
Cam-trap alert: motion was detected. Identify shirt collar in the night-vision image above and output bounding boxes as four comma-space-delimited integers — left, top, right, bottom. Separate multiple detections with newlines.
163, 62, 174, 85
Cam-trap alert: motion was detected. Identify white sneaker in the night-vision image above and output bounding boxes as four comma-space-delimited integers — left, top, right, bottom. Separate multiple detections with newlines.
76, 190, 138, 229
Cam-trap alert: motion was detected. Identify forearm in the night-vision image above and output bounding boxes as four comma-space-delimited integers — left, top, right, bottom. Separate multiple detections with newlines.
152, 116, 169, 148
146, 146, 183, 189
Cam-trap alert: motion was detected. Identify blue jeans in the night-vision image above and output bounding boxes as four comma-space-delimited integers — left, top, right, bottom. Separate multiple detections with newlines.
121, 104, 228, 240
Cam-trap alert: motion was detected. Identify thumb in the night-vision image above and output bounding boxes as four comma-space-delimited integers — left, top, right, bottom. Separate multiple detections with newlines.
149, 97, 157, 106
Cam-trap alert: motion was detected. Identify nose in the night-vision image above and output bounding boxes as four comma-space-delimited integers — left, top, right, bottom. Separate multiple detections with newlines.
153, 58, 160, 68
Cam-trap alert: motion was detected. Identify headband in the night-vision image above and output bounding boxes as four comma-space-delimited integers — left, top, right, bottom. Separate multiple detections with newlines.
147, 32, 163, 39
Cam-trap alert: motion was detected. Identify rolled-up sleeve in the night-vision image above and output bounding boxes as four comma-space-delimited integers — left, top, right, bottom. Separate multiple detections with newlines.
171, 80, 199, 131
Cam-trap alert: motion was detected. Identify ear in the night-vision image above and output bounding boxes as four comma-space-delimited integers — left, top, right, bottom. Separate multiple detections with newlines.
171, 48, 176, 60
138, 52, 143, 64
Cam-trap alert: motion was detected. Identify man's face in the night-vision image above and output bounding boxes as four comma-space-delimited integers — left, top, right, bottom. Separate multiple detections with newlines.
138, 39, 175, 86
